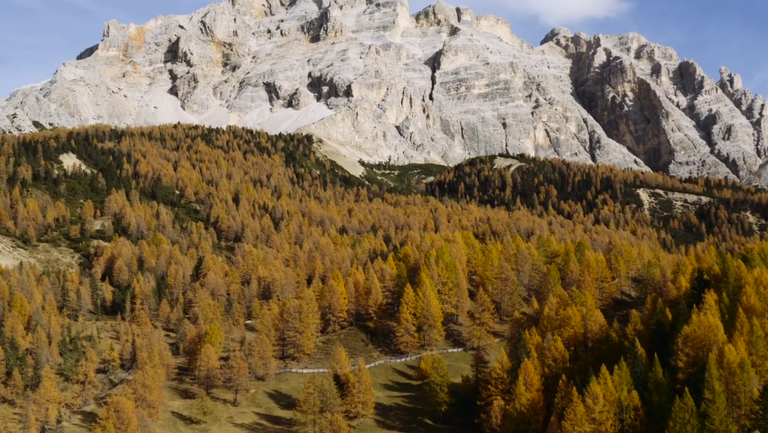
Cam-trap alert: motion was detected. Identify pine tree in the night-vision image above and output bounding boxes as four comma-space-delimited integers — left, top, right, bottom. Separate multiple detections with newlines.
424, 353, 451, 417
395, 284, 419, 354
344, 359, 375, 420
196, 343, 221, 395
701, 353, 735, 433
666, 389, 700, 433
226, 346, 250, 405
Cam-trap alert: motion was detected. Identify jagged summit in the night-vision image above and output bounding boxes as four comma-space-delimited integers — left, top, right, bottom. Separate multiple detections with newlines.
1, 0, 766, 184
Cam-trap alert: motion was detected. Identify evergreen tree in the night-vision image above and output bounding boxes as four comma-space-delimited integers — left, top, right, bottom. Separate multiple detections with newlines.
666, 389, 700, 433
701, 354, 736, 433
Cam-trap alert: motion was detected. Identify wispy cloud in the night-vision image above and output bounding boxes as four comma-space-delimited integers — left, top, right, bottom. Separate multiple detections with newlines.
500, 0, 631, 26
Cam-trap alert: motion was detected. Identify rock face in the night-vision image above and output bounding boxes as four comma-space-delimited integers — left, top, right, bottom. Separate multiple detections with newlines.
1, 0, 767, 183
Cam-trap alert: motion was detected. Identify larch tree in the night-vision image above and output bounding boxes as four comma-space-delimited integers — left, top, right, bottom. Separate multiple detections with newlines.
226, 346, 250, 405
344, 359, 375, 421
509, 357, 545, 433
665, 389, 700, 433
646, 354, 671, 432
329, 345, 352, 396
395, 284, 419, 354
750, 380, 768, 433
74, 346, 101, 407
480, 349, 512, 433
324, 271, 349, 333
296, 375, 342, 433
720, 342, 758, 431
33, 365, 62, 430
246, 334, 276, 380
674, 291, 726, 391
424, 353, 451, 417
561, 386, 590, 433
93, 395, 141, 433
362, 262, 383, 330
319, 413, 351, 433
612, 358, 643, 433
583, 366, 618, 433
701, 353, 735, 433
298, 287, 322, 358
415, 269, 445, 348
468, 288, 497, 350
196, 343, 221, 395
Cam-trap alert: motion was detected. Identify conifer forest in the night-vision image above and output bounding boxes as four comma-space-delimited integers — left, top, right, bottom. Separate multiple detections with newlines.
1, 125, 768, 433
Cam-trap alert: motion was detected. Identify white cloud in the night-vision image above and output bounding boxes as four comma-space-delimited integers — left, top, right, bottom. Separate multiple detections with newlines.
501, 0, 631, 25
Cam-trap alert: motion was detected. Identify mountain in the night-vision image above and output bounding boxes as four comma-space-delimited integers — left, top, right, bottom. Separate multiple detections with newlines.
1, 0, 766, 184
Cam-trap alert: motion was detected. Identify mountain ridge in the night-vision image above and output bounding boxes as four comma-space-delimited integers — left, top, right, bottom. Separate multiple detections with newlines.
0, 0, 766, 184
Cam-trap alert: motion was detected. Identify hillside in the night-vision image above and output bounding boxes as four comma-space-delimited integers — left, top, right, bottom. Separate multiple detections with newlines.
1, 0, 767, 185
0, 126, 767, 432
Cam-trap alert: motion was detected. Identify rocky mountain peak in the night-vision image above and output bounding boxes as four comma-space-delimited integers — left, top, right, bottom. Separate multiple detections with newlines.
1, 0, 767, 185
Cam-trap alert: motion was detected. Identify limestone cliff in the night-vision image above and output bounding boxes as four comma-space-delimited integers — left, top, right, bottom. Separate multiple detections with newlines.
2, 0, 767, 184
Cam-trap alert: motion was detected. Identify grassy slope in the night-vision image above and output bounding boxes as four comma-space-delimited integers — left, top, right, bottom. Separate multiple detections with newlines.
62, 328, 478, 433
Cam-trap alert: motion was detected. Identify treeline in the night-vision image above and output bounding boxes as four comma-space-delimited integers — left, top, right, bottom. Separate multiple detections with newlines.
0, 126, 767, 432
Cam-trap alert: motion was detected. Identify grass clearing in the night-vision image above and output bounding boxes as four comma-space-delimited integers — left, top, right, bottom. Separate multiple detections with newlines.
63, 327, 481, 433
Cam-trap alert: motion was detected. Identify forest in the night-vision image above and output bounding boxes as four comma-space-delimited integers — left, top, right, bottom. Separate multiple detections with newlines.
0, 125, 767, 432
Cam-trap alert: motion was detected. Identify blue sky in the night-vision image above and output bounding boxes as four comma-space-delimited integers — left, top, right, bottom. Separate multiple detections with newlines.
1, 0, 767, 99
